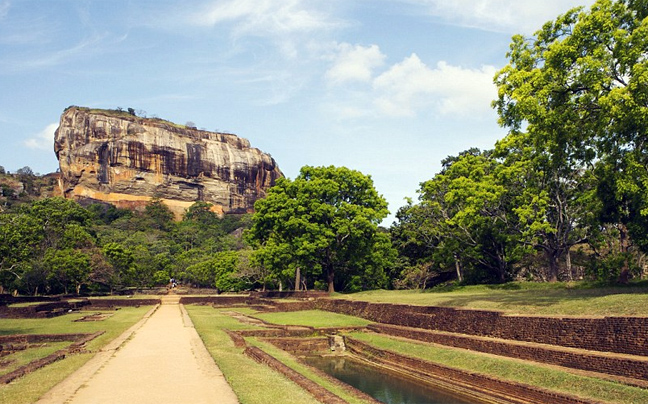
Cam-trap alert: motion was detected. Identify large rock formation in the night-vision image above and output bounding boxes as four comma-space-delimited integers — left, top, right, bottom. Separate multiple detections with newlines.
55, 107, 282, 218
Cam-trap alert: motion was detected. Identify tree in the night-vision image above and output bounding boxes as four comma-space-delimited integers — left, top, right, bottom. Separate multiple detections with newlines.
25, 197, 91, 250
417, 149, 525, 283
102, 242, 134, 292
44, 248, 91, 294
16, 166, 35, 195
0, 213, 42, 293
143, 197, 175, 230
247, 165, 392, 293
493, 0, 648, 281
184, 201, 219, 225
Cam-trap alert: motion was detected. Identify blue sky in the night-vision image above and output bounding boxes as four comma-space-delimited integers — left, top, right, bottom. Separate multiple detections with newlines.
0, 0, 594, 224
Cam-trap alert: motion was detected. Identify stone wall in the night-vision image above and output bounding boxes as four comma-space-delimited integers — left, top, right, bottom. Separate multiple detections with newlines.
317, 299, 648, 357
87, 298, 160, 308
0, 300, 91, 319
264, 337, 331, 355
347, 338, 600, 404
179, 296, 251, 306
244, 346, 349, 404
249, 291, 329, 299
368, 324, 648, 381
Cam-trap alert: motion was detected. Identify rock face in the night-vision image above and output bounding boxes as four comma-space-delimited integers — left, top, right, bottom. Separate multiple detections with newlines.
55, 107, 283, 218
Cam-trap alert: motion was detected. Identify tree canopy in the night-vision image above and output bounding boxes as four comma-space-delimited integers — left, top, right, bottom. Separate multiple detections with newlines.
247, 165, 394, 292
493, 0, 648, 282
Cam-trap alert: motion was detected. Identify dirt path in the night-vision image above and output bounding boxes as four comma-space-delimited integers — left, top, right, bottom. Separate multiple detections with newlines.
37, 296, 239, 404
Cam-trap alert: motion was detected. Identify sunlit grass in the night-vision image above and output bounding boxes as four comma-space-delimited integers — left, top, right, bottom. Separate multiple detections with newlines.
185, 305, 321, 404
337, 281, 648, 316
0, 342, 69, 377
254, 310, 371, 328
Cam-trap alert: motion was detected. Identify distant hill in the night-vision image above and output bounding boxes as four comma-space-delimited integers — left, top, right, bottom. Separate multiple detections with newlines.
0, 167, 61, 210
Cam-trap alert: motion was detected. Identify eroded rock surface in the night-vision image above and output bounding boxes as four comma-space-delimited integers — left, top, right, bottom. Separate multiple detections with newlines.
54, 107, 282, 217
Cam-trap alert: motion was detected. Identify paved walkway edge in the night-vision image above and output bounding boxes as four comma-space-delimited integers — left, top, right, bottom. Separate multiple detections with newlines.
179, 304, 235, 384
35, 305, 160, 404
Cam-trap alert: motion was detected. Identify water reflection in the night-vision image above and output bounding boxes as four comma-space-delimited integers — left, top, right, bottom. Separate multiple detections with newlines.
304, 356, 478, 404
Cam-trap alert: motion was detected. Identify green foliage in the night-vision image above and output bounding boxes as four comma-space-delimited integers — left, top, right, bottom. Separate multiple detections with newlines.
43, 248, 91, 294
143, 197, 175, 230
393, 149, 529, 286
184, 251, 249, 291
248, 165, 394, 293
491, 0, 648, 282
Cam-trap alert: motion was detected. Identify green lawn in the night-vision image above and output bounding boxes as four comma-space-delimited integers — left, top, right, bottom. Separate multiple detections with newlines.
0, 306, 153, 404
185, 306, 322, 404
254, 310, 371, 328
336, 282, 648, 316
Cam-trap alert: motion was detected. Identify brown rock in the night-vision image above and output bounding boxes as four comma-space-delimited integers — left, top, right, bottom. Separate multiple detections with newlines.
54, 107, 283, 218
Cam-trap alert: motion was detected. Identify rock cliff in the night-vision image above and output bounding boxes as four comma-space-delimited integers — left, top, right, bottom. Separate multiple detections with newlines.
54, 107, 283, 218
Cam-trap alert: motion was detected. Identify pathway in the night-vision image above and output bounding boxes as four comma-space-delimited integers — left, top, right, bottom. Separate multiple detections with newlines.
37, 295, 239, 404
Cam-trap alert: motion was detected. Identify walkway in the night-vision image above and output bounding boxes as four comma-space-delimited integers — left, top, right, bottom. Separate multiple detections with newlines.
37, 295, 239, 404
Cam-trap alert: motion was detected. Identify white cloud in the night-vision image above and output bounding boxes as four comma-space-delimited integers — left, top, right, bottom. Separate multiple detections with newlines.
190, 0, 340, 35
24, 123, 57, 150
325, 43, 386, 85
372, 54, 497, 117
406, 0, 596, 34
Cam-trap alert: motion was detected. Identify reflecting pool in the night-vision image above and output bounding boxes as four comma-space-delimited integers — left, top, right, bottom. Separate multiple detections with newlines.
304, 356, 480, 404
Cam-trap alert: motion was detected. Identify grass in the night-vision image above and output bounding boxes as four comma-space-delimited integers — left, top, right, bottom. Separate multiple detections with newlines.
185, 305, 321, 404
349, 332, 648, 404
0, 342, 69, 376
0, 306, 153, 404
254, 310, 371, 328
336, 281, 648, 316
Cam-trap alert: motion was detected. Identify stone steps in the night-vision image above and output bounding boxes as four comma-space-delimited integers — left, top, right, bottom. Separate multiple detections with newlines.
368, 323, 648, 387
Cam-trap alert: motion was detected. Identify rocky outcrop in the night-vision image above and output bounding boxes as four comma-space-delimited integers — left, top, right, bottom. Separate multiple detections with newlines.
54, 107, 282, 217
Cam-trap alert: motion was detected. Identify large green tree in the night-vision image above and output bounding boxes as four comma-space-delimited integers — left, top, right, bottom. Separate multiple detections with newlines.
247, 165, 393, 293
493, 0, 648, 281
394, 149, 527, 285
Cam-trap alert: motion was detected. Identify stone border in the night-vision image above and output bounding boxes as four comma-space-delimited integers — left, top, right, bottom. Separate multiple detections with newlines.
369, 323, 648, 384
346, 337, 604, 404
244, 346, 349, 404
316, 299, 648, 357
0, 301, 91, 319
86, 298, 161, 308
35, 304, 159, 404
0, 331, 104, 384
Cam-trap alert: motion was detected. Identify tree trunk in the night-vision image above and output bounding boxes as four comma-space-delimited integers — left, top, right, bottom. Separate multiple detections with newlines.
76, 283, 81, 295
619, 223, 630, 284
566, 249, 573, 281
453, 254, 463, 283
294, 267, 301, 291
546, 250, 559, 282
327, 265, 335, 293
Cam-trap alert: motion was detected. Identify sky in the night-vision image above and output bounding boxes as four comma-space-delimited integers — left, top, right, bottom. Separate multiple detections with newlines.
0, 0, 596, 224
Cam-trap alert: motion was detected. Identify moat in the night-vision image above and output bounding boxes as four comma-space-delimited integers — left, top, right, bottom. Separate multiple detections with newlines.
304, 356, 479, 404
